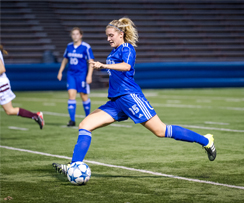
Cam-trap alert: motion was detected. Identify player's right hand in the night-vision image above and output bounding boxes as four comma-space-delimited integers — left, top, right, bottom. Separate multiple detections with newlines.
89, 61, 105, 69
57, 73, 62, 81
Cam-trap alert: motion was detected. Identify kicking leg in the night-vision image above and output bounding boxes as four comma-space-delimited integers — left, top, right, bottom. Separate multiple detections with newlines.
142, 115, 216, 161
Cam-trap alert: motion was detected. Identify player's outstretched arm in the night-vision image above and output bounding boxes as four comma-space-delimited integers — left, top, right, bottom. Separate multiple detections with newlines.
0, 58, 6, 74
89, 61, 131, 72
57, 58, 68, 81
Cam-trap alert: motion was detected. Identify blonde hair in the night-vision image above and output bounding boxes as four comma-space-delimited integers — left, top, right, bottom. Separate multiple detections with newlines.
0, 45, 8, 55
106, 17, 138, 47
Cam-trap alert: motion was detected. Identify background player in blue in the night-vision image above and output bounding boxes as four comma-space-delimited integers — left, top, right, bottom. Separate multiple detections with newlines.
53, 17, 216, 174
57, 27, 94, 126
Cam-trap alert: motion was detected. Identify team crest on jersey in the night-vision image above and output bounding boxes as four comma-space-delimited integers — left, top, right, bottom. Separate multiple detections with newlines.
106, 59, 115, 64
68, 53, 83, 58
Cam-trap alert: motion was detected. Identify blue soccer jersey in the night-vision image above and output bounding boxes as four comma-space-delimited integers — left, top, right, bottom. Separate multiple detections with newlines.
64, 41, 94, 75
106, 43, 143, 98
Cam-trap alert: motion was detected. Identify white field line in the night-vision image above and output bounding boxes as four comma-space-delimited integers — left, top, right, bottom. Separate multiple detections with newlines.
158, 95, 244, 101
60, 123, 132, 129
14, 97, 244, 111
166, 100, 181, 103
152, 103, 244, 111
12, 103, 22, 106
178, 125, 244, 133
204, 122, 229, 125
0, 109, 132, 129
222, 107, 244, 111
45, 112, 132, 128
42, 111, 85, 118
44, 111, 244, 133
109, 124, 132, 128
88, 92, 158, 97
43, 102, 56, 106
1, 109, 243, 132
196, 99, 212, 103
1, 145, 244, 190
8, 126, 28, 131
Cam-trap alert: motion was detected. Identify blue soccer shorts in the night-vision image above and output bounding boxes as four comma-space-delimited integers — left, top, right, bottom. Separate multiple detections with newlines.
99, 93, 157, 124
67, 74, 90, 94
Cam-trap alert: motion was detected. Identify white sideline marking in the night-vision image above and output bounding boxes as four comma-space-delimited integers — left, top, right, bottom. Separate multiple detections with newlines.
178, 125, 244, 133
222, 107, 244, 111
166, 100, 181, 104
42, 111, 85, 118
110, 124, 132, 128
44, 111, 132, 128
15, 97, 244, 111
43, 110, 243, 133
204, 122, 229, 125
43, 102, 56, 106
60, 123, 132, 129
159, 95, 244, 102
152, 103, 244, 111
88, 92, 158, 97
1, 109, 243, 132
12, 103, 22, 107
196, 99, 212, 103
1, 145, 244, 190
8, 126, 28, 131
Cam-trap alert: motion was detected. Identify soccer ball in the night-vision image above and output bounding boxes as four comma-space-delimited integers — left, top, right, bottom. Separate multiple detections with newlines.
67, 162, 91, 185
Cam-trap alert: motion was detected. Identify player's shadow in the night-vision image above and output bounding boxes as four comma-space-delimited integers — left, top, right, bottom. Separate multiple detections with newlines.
50, 171, 163, 185
50, 170, 69, 182
44, 122, 65, 127
45, 123, 79, 130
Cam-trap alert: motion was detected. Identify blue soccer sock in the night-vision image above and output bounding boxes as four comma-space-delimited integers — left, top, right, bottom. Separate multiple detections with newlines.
68, 99, 76, 122
165, 125, 209, 146
71, 129, 92, 163
83, 98, 91, 117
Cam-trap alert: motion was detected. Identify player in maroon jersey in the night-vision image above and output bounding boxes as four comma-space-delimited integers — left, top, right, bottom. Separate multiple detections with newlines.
0, 45, 44, 129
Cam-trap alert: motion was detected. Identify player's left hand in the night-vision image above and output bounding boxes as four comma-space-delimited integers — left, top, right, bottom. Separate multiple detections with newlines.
89, 61, 105, 69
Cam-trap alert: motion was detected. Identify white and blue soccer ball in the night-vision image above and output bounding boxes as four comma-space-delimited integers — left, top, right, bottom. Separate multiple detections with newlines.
67, 162, 91, 185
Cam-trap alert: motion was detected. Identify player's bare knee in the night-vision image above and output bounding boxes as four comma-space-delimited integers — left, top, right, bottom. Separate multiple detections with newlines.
5, 109, 15, 115
155, 130, 165, 138
5, 109, 11, 115
79, 121, 92, 132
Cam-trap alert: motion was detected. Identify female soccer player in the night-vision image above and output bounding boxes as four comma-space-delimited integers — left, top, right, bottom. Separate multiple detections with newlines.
57, 27, 94, 126
53, 18, 216, 174
0, 45, 44, 129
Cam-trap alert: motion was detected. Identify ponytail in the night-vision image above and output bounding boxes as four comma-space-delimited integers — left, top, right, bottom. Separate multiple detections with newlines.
0, 45, 8, 55
106, 17, 138, 47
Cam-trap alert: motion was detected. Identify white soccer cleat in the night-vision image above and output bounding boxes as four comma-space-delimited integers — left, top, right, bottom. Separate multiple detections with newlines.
52, 163, 70, 175
203, 134, 216, 161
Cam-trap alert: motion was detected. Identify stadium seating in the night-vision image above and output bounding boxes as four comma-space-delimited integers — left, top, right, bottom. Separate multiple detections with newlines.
1, 1, 56, 63
1, 0, 244, 64
1, 0, 244, 90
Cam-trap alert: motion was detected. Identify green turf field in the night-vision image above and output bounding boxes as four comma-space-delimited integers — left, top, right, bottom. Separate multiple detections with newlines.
1, 88, 244, 202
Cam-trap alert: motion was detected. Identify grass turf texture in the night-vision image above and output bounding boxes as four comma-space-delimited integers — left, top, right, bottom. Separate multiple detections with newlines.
0, 88, 244, 202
